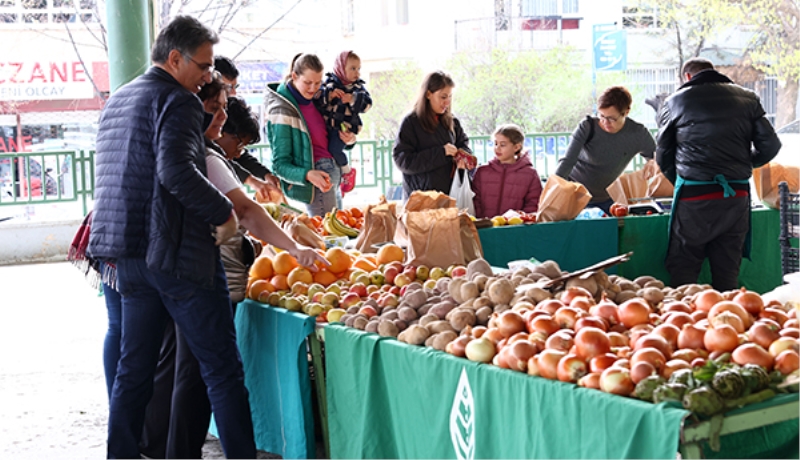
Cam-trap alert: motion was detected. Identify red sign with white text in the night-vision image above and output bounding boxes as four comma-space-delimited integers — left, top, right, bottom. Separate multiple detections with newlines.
0, 61, 95, 101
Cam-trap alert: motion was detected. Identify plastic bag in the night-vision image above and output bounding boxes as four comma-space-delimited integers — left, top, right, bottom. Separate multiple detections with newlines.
449, 170, 475, 215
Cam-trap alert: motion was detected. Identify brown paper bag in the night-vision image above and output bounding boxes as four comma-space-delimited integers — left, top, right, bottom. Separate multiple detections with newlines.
537, 175, 592, 222
403, 207, 482, 267
642, 159, 674, 198
354, 198, 398, 253
395, 190, 456, 247
404, 190, 455, 212
753, 163, 800, 208
606, 169, 649, 204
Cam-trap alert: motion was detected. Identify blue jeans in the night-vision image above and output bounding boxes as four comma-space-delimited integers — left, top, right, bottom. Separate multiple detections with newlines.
108, 257, 255, 459
103, 283, 122, 400
307, 157, 342, 217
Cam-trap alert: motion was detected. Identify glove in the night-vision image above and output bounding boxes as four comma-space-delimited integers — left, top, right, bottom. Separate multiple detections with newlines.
215, 211, 239, 246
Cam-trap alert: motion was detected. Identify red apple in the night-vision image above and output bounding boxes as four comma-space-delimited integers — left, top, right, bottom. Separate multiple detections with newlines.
394, 273, 412, 288
358, 305, 378, 318
377, 293, 399, 308
349, 282, 368, 298
402, 265, 417, 281
383, 266, 400, 284
450, 266, 467, 278
340, 292, 362, 309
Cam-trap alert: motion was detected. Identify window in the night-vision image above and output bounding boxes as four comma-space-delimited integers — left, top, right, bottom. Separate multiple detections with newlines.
522, 0, 578, 17
0, 0, 98, 25
622, 4, 664, 29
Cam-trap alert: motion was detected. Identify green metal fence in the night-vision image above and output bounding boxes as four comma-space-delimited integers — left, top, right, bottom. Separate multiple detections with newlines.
0, 130, 653, 215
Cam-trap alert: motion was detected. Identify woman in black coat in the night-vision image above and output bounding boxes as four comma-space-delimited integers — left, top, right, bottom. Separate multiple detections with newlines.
392, 71, 474, 198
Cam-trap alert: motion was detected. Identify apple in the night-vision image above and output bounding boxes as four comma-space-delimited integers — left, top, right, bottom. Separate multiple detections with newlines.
377, 293, 399, 308
429, 267, 446, 280
266, 292, 281, 306
402, 265, 417, 281
394, 273, 412, 288
423, 278, 437, 290
327, 308, 347, 323
388, 285, 401, 296
385, 261, 404, 273
358, 305, 378, 318
307, 283, 325, 300
368, 291, 381, 300
340, 292, 362, 309
311, 291, 325, 303
383, 265, 400, 285
326, 284, 342, 295
366, 284, 380, 294
369, 271, 385, 286
349, 282, 368, 298
284, 297, 303, 312
349, 269, 368, 284
354, 274, 371, 287
416, 265, 430, 281
450, 266, 467, 278
305, 303, 325, 317
278, 295, 289, 308
321, 292, 339, 307
291, 282, 309, 296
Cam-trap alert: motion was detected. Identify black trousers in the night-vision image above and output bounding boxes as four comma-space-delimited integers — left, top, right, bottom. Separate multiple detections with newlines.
140, 302, 238, 459
666, 195, 750, 291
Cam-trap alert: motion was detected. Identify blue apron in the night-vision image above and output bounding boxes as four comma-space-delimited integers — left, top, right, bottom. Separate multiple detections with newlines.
668, 174, 752, 259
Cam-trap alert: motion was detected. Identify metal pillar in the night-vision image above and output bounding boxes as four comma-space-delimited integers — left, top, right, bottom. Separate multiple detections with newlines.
105, 0, 152, 93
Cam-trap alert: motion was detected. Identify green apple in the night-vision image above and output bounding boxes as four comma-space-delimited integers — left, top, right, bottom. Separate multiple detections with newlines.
284, 297, 303, 312
327, 308, 347, 323
321, 292, 340, 307
349, 269, 368, 284
369, 271, 385, 286
307, 283, 325, 300
429, 266, 446, 280
326, 284, 342, 295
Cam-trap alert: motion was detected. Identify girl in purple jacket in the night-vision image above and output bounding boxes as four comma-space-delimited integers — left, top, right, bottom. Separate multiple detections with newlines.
472, 124, 543, 218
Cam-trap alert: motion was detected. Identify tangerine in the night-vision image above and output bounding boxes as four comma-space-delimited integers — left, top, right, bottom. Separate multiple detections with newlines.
325, 247, 353, 274
376, 243, 404, 265
350, 207, 363, 219
273, 252, 299, 275
287, 266, 314, 286
270, 274, 289, 291
249, 256, 274, 280
313, 269, 338, 287
352, 257, 377, 272
248, 279, 276, 301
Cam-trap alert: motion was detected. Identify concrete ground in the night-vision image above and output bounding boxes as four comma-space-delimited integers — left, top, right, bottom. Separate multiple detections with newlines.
0, 261, 277, 459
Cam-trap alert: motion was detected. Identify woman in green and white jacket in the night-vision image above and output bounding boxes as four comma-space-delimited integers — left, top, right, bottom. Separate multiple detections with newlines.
264, 53, 356, 217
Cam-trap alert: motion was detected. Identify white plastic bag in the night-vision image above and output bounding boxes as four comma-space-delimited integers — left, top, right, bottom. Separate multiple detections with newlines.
449, 170, 475, 216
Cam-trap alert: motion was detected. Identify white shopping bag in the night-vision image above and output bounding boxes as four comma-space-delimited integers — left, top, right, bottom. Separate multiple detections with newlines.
449, 170, 475, 216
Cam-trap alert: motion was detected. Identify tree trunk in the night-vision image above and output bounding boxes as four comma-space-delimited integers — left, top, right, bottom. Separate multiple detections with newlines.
776, 78, 798, 128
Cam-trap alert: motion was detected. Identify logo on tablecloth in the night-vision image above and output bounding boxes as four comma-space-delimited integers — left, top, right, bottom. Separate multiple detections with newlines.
449, 368, 475, 460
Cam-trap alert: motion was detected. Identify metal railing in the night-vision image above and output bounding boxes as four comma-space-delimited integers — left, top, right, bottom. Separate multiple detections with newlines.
0, 129, 654, 215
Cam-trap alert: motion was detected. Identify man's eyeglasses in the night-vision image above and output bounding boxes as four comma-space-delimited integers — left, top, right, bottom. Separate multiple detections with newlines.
598, 113, 623, 123
184, 54, 214, 74
225, 83, 240, 92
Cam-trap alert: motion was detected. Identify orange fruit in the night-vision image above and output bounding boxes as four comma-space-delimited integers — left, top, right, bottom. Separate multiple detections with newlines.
270, 274, 289, 291
352, 257, 377, 272
313, 269, 338, 287
273, 252, 299, 275
249, 256, 274, 280
350, 207, 363, 219
248, 279, 275, 301
325, 247, 353, 274
287, 266, 314, 286
376, 243, 404, 265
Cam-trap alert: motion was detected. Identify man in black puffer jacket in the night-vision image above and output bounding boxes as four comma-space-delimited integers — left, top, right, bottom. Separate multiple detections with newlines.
89, 16, 255, 459
656, 58, 781, 291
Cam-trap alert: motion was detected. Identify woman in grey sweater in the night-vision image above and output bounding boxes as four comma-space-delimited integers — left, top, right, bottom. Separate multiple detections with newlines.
555, 86, 655, 214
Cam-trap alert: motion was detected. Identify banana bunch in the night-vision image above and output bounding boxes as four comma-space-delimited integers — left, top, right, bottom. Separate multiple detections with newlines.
323, 208, 359, 238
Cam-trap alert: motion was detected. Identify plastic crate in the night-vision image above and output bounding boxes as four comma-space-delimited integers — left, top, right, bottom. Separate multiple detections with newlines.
778, 181, 800, 276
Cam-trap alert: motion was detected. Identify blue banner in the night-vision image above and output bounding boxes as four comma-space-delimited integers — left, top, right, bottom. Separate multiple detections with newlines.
593, 24, 627, 72
237, 61, 287, 93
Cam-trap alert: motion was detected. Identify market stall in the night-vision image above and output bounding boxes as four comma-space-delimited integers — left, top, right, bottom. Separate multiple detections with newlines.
477, 217, 619, 272
478, 207, 783, 293
618, 207, 782, 294
325, 324, 799, 459
227, 300, 317, 459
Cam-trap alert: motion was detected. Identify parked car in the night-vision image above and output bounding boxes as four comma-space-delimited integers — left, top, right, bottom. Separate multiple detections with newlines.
773, 119, 799, 167
0, 157, 57, 199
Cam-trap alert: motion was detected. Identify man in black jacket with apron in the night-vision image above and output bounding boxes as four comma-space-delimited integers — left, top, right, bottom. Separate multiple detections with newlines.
656, 58, 781, 291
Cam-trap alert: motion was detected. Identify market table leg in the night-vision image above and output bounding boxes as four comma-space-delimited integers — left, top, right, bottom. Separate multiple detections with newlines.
309, 330, 329, 459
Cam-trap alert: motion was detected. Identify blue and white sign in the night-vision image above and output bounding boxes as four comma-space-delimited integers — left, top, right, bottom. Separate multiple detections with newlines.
593, 24, 627, 72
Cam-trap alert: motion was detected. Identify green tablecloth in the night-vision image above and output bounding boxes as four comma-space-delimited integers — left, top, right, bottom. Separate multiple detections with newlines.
325, 324, 688, 459
618, 207, 782, 294
215, 300, 316, 459
478, 218, 619, 271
